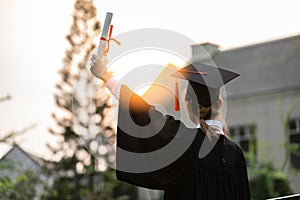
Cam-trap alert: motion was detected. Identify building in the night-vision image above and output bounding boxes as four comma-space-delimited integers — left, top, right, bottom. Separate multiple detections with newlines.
0, 144, 43, 178
191, 34, 300, 192
0, 144, 51, 199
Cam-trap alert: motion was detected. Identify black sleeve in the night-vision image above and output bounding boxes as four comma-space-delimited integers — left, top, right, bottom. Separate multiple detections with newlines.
116, 85, 199, 190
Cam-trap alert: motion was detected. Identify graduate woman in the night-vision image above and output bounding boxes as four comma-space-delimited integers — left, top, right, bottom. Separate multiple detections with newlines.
90, 54, 251, 199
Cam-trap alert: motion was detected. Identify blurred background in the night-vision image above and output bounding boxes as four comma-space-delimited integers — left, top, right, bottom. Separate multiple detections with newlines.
0, 0, 300, 199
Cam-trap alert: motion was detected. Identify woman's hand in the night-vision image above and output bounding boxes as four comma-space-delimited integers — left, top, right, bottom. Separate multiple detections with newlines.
90, 54, 108, 79
90, 54, 113, 82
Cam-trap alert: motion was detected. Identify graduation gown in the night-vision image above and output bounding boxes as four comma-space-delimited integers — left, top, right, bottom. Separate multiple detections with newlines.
116, 85, 250, 200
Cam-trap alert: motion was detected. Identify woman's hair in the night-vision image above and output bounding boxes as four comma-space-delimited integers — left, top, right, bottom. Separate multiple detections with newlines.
185, 88, 228, 137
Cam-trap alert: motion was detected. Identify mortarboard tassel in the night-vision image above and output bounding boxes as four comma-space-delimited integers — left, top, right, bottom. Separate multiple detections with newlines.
174, 78, 180, 111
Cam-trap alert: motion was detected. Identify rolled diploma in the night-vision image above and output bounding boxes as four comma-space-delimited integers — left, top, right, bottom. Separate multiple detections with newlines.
97, 12, 113, 58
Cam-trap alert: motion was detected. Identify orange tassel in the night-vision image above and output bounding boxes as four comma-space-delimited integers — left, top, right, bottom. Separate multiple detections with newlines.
174, 78, 180, 111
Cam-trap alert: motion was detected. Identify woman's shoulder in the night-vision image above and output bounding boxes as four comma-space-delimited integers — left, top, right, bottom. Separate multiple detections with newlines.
224, 136, 243, 153
223, 136, 247, 167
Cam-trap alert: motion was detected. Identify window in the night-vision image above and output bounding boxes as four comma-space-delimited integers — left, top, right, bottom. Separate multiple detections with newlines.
289, 117, 300, 169
229, 124, 257, 155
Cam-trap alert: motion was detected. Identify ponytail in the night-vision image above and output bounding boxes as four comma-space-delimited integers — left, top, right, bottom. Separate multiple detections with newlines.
198, 106, 218, 138
186, 91, 228, 137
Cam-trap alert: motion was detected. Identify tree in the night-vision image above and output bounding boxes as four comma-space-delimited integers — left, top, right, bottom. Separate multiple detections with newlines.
46, 0, 136, 199
0, 94, 11, 103
0, 96, 41, 199
249, 162, 292, 200
0, 94, 36, 144
0, 124, 36, 144
0, 164, 44, 200
279, 97, 300, 172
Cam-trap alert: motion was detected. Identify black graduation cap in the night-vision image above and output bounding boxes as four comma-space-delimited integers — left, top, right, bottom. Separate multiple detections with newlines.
172, 62, 240, 110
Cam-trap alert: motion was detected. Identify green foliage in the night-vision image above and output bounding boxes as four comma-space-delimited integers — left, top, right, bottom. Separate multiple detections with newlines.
278, 97, 300, 172
44, 169, 137, 200
246, 147, 294, 199
0, 168, 43, 200
241, 97, 300, 199
249, 163, 292, 200
100, 169, 137, 200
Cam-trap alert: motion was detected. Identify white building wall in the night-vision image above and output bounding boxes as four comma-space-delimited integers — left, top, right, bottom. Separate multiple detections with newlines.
226, 89, 300, 192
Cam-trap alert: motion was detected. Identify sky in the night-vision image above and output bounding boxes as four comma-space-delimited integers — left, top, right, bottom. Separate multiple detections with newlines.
0, 0, 299, 159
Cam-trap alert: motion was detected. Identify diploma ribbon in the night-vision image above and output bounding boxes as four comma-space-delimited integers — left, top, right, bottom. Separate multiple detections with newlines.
100, 25, 121, 56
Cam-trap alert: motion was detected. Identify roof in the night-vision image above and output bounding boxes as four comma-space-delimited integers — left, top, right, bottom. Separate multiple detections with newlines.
0, 144, 43, 167
193, 34, 300, 98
